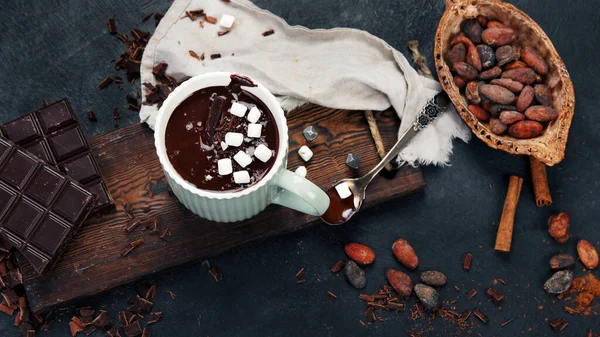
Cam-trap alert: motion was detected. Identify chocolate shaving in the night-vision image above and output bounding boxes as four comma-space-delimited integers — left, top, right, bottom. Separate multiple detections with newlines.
99, 76, 113, 89
500, 318, 514, 327
262, 29, 275, 37
205, 16, 217, 24
147, 312, 162, 325
210, 53, 222, 60
327, 290, 337, 300
463, 253, 472, 270
466, 289, 477, 299
114, 76, 123, 84
107, 19, 117, 34
126, 220, 141, 233
167, 290, 176, 299
160, 228, 169, 240
486, 287, 504, 304
209, 266, 223, 282
142, 12, 154, 23
218, 30, 230, 37
549, 318, 568, 333
295, 268, 305, 279
473, 309, 488, 323
296, 279, 305, 284
189, 50, 202, 61
331, 260, 344, 273
87, 110, 97, 121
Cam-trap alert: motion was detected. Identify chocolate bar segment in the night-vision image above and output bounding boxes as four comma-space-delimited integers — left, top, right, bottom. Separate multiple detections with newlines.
0, 136, 98, 274
1, 99, 113, 215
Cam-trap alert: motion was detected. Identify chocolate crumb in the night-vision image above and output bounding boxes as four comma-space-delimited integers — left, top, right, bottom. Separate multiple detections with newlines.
107, 19, 117, 34
142, 12, 154, 23
262, 29, 275, 37
295, 268, 305, 279
486, 287, 504, 304
296, 279, 305, 284
454, 285, 461, 291
473, 309, 488, 323
463, 253, 473, 271
114, 76, 123, 84
331, 261, 345, 273
210, 53, 222, 60
466, 289, 477, 299
209, 266, 223, 282
218, 30, 230, 37
500, 318, 514, 327
205, 16, 217, 24
189, 50, 202, 61
99, 76, 113, 89
167, 290, 176, 300
147, 312, 162, 325
125, 220, 141, 233
497, 278, 507, 285
327, 290, 337, 300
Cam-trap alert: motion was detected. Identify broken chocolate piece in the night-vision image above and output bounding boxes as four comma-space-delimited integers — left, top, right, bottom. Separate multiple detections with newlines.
331, 260, 344, 273
123, 321, 142, 337
152, 63, 168, 78
91, 310, 113, 330
205, 16, 217, 24
205, 96, 226, 141
486, 287, 504, 304
209, 266, 223, 281
549, 318, 568, 333
262, 29, 275, 37
218, 30, 230, 37
466, 289, 477, 299
147, 312, 162, 324
99, 76, 113, 89
473, 309, 488, 323
210, 53, 221, 60
107, 19, 117, 34
128, 295, 154, 314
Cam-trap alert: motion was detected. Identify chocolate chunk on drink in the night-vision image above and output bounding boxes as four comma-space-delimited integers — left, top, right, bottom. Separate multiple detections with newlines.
0, 136, 98, 274
0, 99, 114, 216
205, 96, 226, 141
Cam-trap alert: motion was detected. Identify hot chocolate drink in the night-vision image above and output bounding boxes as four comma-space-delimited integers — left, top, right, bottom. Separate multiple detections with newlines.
165, 75, 279, 192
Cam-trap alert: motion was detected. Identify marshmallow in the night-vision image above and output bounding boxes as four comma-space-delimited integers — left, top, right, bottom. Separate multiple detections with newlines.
217, 158, 232, 176
219, 14, 235, 29
233, 171, 250, 184
225, 132, 244, 147
221, 141, 228, 151
247, 107, 261, 123
230, 102, 247, 117
295, 166, 307, 178
254, 144, 272, 163
335, 182, 352, 199
233, 151, 252, 168
247, 123, 262, 138
298, 145, 313, 162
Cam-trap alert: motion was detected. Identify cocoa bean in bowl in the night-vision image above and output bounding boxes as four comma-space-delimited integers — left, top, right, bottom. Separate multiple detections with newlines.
434, 0, 575, 166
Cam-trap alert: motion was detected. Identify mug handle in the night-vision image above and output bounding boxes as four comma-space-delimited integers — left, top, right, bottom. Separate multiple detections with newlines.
271, 170, 330, 216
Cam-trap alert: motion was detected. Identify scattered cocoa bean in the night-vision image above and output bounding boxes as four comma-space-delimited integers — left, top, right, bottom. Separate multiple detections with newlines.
489, 118, 507, 135
481, 27, 516, 46
549, 253, 575, 270
524, 105, 558, 122
453, 62, 478, 80
516, 85, 535, 111
468, 104, 490, 122
344, 243, 376, 265
466, 44, 483, 72
454, 76, 467, 88
477, 44, 496, 70
447, 43, 467, 65
392, 238, 419, 270
466, 81, 481, 104
481, 100, 493, 112
480, 84, 516, 104
504, 60, 528, 70
419, 271, 447, 287
499, 111, 525, 125
495, 45, 518, 66
462, 19, 483, 44
414, 284, 440, 309
479, 66, 501, 80
547, 212, 570, 243
521, 46, 549, 75
475, 15, 488, 28
491, 78, 524, 93
544, 270, 573, 294
487, 20, 505, 28
502, 68, 537, 85
534, 84, 552, 106
577, 240, 599, 270
344, 261, 367, 289
450, 32, 470, 47
386, 269, 413, 297
490, 104, 517, 117
508, 120, 544, 139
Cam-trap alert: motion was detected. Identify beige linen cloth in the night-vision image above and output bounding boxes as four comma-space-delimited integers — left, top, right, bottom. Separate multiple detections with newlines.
140, 0, 470, 166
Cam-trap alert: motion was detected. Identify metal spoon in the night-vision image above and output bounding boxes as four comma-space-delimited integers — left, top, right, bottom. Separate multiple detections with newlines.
321, 92, 451, 225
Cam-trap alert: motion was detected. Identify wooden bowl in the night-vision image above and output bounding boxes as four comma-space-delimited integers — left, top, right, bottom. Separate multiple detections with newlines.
434, 0, 575, 166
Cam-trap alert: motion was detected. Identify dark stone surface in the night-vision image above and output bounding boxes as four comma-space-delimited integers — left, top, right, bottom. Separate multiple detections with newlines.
1, 0, 599, 336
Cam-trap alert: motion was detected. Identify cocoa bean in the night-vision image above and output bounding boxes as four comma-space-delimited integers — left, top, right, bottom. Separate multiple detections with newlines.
479, 66, 501, 80
524, 105, 558, 122
516, 85, 535, 111
462, 19, 483, 44
454, 76, 467, 88
490, 78, 524, 93
344, 261, 367, 289
468, 104, 490, 122
502, 68, 537, 85
521, 46, 549, 75
499, 111, 525, 125
386, 269, 413, 297
475, 15, 488, 28
477, 44, 496, 70
490, 104, 517, 117
489, 118, 507, 135
507, 120, 544, 139
344, 243, 376, 265
414, 284, 440, 309
447, 43, 467, 65
392, 238, 419, 270
487, 20, 505, 28
577, 240, 599, 269
481, 100, 493, 112
548, 212, 570, 243
466, 81, 481, 104
453, 62, 478, 80
450, 32, 470, 47
544, 270, 573, 294
495, 45, 517, 66
481, 27, 517, 46
480, 84, 516, 104
419, 271, 447, 287
549, 253, 575, 270
534, 84, 552, 106
466, 44, 482, 72
504, 60, 528, 70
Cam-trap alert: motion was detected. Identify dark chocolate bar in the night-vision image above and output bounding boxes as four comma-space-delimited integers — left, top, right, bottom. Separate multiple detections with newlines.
0, 99, 113, 215
0, 135, 98, 274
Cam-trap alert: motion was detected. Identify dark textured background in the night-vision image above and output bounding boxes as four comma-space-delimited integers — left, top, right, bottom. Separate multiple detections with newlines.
1, 0, 599, 336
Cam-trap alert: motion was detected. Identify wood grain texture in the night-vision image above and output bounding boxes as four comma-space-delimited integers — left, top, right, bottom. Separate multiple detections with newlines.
20, 105, 425, 313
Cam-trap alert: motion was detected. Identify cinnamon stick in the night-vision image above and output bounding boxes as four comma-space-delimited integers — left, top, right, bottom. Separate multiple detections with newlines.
529, 157, 552, 207
494, 176, 524, 252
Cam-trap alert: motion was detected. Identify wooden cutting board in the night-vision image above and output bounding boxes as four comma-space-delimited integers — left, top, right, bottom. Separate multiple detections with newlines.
20, 105, 426, 313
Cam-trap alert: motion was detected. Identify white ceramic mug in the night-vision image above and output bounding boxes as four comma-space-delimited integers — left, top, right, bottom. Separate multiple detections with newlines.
154, 72, 330, 222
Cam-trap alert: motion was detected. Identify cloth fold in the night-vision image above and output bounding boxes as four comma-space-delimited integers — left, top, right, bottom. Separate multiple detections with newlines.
140, 0, 470, 166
